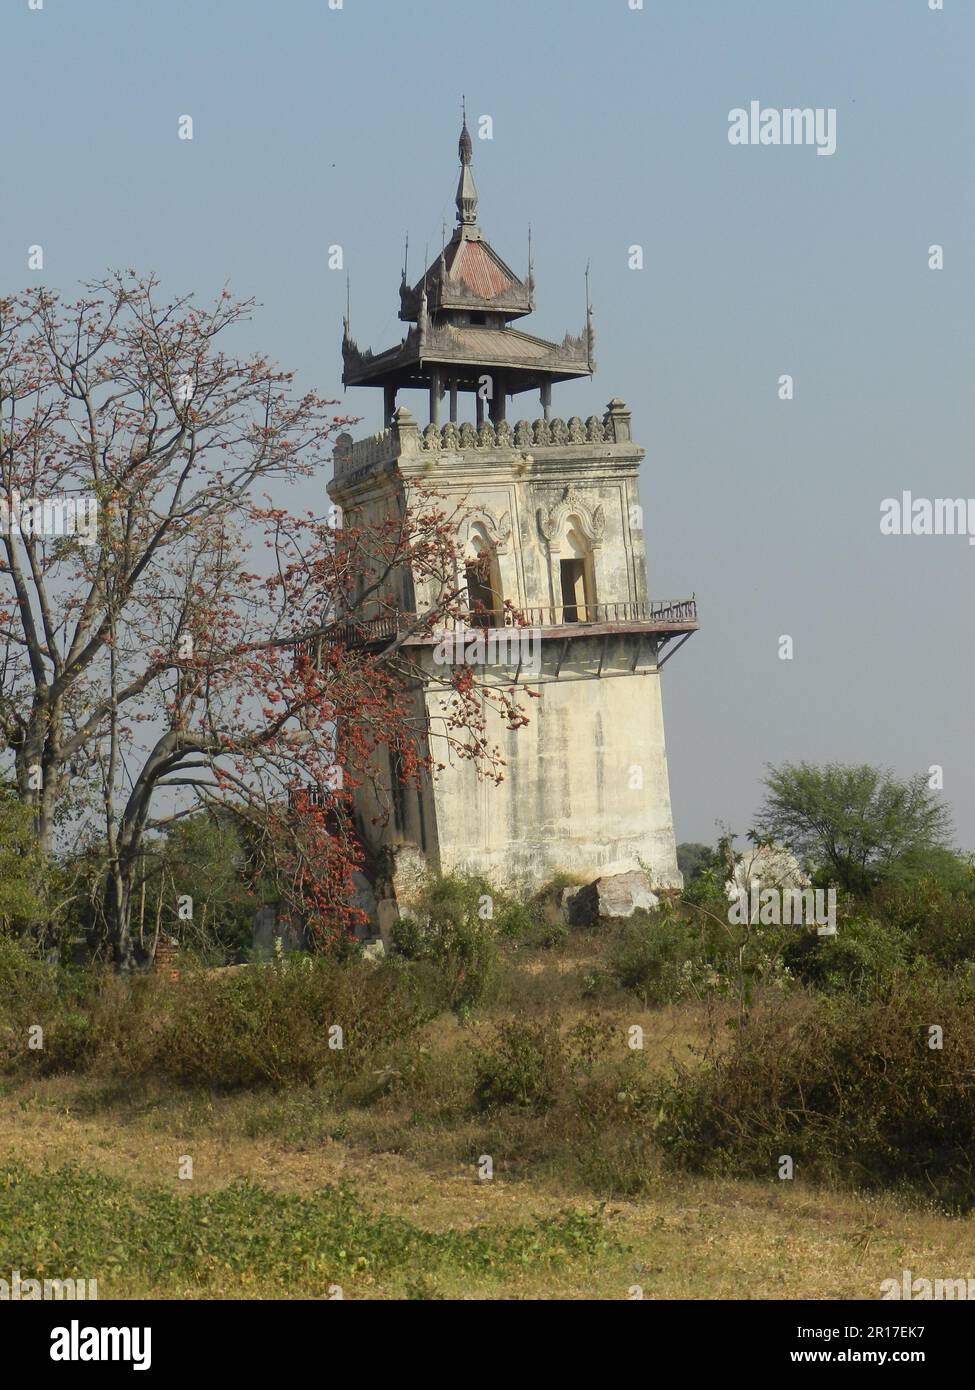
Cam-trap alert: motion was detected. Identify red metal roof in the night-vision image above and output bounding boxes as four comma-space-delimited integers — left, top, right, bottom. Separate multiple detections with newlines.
450, 240, 513, 299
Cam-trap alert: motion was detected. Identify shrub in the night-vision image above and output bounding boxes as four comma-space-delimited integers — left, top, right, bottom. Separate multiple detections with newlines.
472, 1016, 623, 1115
567, 1055, 664, 1196
678, 842, 728, 908
606, 907, 740, 1005
608, 912, 689, 1003
883, 845, 975, 895
782, 915, 910, 994
493, 898, 535, 941
473, 1016, 567, 1111
579, 966, 617, 1001
0, 789, 47, 935
470, 1016, 664, 1193
523, 917, 569, 951
681, 871, 727, 908
98, 956, 427, 1089
870, 877, 975, 970
0, 938, 94, 1073
0, 944, 429, 1090
654, 972, 975, 1210
389, 875, 504, 1012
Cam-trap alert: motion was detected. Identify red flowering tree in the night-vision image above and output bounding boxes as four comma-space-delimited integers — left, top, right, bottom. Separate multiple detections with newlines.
0, 274, 527, 968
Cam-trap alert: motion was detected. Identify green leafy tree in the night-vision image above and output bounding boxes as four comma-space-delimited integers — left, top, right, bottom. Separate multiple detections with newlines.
677, 842, 718, 882
0, 785, 45, 933
756, 761, 952, 894
881, 843, 975, 896
677, 841, 727, 905
140, 813, 261, 962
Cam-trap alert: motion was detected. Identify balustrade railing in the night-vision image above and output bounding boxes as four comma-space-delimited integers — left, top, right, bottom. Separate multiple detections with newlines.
292, 599, 697, 661
483, 599, 699, 628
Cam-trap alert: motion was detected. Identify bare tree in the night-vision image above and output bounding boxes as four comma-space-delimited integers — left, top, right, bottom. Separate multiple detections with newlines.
0, 274, 527, 968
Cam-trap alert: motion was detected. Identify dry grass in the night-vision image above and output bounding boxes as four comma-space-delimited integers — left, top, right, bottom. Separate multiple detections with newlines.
1, 1079, 971, 1299
2, 991, 972, 1300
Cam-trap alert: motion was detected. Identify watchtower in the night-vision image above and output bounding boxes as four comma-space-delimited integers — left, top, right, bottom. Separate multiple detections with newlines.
328, 120, 697, 893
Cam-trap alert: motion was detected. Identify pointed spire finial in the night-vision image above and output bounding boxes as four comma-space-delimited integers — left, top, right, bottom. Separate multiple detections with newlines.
456, 101, 478, 225
460, 95, 471, 161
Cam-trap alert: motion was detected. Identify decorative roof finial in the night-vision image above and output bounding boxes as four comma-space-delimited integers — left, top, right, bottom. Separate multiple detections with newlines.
459, 95, 471, 161
456, 100, 478, 226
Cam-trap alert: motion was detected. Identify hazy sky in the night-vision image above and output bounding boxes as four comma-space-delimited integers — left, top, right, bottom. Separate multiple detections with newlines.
4, 0, 973, 850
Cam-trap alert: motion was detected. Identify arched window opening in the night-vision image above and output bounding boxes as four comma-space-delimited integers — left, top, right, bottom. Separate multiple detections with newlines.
558, 519, 595, 623
464, 526, 502, 627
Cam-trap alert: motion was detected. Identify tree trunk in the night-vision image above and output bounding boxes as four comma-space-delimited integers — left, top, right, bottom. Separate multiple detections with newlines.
104, 863, 140, 973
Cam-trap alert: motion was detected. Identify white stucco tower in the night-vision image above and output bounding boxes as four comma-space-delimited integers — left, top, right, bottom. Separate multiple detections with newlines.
328, 121, 697, 895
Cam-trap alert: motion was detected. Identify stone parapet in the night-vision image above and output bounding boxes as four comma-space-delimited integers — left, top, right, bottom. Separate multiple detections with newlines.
332, 400, 635, 483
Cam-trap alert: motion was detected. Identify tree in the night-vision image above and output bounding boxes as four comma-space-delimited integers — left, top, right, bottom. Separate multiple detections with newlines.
0, 784, 45, 935
881, 843, 975, 895
755, 761, 953, 893
126, 813, 261, 963
0, 274, 528, 968
676, 842, 717, 882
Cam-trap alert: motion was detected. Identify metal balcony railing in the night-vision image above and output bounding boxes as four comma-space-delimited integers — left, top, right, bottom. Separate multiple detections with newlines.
292, 598, 698, 659
468, 599, 699, 629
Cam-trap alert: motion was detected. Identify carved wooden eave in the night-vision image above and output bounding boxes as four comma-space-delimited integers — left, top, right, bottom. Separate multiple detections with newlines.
342, 321, 593, 391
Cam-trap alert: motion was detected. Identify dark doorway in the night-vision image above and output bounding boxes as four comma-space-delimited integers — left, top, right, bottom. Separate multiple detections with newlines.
560, 558, 586, 623
465, 555, 497, 626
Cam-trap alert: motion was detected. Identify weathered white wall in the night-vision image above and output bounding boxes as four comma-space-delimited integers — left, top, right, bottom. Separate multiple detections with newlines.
329, 407, 687, 900
420, 637, 682, 890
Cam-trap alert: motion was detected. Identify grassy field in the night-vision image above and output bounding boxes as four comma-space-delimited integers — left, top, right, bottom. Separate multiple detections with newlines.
2, 957, 972, 1301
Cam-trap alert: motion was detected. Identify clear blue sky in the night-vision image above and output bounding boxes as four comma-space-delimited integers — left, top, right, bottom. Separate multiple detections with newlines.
4, 0, 973, 850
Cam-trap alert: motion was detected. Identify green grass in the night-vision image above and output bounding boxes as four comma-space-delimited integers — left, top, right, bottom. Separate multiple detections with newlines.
0, 1164, 616, 1298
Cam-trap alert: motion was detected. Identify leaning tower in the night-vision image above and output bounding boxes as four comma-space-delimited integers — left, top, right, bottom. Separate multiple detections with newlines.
327, 120, 697, 894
